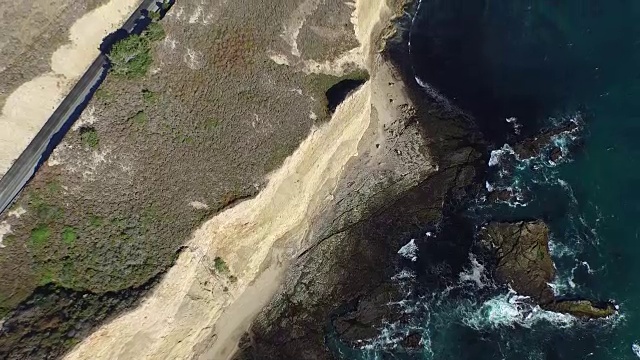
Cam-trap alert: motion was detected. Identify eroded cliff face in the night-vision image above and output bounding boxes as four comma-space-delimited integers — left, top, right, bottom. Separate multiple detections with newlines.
233, 22, 486, 359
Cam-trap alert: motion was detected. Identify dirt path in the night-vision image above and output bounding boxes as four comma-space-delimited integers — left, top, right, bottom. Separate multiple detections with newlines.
0, 0, 140, 178
63, 0, 396, 358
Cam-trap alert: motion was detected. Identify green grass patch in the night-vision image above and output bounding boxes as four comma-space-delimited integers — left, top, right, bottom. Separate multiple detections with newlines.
80, 127, 99, 149
213, 257, 230, 274
89, 215, 104, 228
142, 89, 159, 104
130, 111, 148, 126
31, 225, 51, 247
141, 205, 159, 233
38, 269, 55, 286
205, 118, 220, 131
95, 88, 114, 102
3, 234, 16, 246
62, 227, 78, 245
46, 179, 62, 194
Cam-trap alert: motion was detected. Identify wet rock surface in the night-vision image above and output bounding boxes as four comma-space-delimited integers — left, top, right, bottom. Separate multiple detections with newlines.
512, 121, 581, 162
479, 221, 556, 304
479, 220, 616, 319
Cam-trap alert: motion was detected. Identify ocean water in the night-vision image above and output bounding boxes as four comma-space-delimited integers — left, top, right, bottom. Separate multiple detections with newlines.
331, 0, 640, 359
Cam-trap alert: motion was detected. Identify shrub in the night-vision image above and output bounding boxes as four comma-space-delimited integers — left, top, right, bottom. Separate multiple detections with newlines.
130, 111, 148, 126
144, 22, 166, 42
89, 215, 104, 228
95, 88, 114, 102
213, 256, 230, 274
80, 127, 99, 148
62, 227, 77, 245
31, 225, 51, 247
108, 22, 166, 78
108, 34, 153, 78
142, 89, 158, 104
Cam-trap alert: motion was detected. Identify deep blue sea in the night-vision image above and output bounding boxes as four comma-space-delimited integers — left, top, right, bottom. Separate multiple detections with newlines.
332, 0, 640, 359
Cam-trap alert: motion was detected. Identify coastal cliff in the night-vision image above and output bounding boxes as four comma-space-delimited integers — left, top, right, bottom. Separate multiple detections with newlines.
233, 7, 487, 358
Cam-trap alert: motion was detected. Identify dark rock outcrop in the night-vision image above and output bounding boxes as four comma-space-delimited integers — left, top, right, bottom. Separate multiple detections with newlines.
479, 220, 616, 319
479, 221, 556, 304
544, 300, 617, 319
513, 121, 580, 162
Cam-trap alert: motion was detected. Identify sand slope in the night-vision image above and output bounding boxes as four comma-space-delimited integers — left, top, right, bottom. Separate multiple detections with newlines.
63, 0, 395, 358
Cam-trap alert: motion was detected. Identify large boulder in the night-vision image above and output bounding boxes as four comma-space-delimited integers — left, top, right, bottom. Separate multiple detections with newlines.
479, 221, 556, 304
479, 220, 616, 319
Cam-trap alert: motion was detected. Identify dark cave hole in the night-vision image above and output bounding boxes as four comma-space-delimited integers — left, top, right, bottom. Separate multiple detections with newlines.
325, 79, 367, 114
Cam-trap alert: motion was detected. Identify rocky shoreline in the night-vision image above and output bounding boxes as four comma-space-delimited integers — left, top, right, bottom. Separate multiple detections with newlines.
0, 0, 618, 358
233, 2, 617, 358
232, 5, 487, 358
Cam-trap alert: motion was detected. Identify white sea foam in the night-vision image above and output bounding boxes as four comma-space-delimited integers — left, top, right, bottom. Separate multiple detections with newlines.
459, 253, 489, 289
464, 289, 576, 330
488, 144, 516, 166
414, 76, 455, 110
506, 116, 522, 134
398, 239, 419, 262
392, 269, 416, 281
548, 238, 576, 258
485, 181, 494, 192
633, 343, 640, 358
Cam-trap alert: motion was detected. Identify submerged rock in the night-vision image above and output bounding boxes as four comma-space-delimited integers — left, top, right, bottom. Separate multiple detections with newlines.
544, 300, 617, 319
513, 121, 580, 161
479, 220, 617, 319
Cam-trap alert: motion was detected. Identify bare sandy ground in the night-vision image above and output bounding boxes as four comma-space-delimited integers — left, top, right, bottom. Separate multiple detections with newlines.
0, 0, 140, 178
63, 0, 397, 358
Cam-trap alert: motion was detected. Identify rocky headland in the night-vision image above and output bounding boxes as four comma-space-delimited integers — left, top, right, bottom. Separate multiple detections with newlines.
0, 0, 617, 358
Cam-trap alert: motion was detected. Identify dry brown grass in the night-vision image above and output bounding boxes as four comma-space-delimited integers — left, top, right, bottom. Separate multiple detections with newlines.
0, 0, 363, 357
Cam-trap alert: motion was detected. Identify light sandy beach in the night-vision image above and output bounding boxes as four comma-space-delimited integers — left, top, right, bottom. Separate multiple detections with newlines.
0, 0, 140, 178
63, 0, 398, 358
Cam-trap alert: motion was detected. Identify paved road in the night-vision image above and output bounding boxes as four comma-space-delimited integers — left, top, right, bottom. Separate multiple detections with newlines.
0, 0, 163, 216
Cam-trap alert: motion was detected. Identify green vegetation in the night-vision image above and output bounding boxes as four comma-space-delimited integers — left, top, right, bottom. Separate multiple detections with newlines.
95, 88, 114, 102
80, 127, 99, 148
144, 22, 166, 42
130, 111, 149, 126
30, 225, 51, 247
62, 227, 77, 245
142, 89, 159, 104
39, 269, 55, 286
108, 34, 153, 78
160, 0, 171, 11
107, 21, 166, 78
205, 118, 220, 131
89, 215, 104, 228
30, 194, 63, 222
2, 234, 16, 246
46, 180, 62, 194
213, 256, 230, 274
